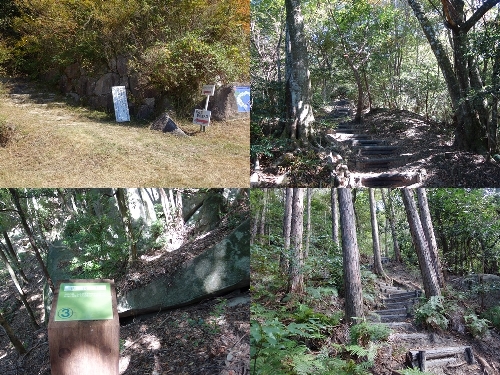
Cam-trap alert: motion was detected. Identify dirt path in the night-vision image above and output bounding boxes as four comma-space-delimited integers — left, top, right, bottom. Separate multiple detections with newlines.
0, 78, 249, 187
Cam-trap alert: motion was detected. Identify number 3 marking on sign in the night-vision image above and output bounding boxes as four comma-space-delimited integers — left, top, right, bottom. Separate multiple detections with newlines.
58, 308, 73, 319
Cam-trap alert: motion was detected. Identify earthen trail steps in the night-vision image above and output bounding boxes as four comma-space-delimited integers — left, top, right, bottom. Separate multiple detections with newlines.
326, 101, 423, 187
371, 268, 481, 373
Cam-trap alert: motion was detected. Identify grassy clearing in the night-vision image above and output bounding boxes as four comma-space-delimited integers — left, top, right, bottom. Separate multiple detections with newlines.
0, 81, 249, 187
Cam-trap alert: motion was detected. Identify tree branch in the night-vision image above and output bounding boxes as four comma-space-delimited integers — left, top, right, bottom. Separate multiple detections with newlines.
463, 0, 500, 32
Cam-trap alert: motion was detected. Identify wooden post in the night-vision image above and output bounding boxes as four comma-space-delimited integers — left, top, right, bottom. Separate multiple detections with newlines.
48, 279, 119, 375
418, 350, 427, 372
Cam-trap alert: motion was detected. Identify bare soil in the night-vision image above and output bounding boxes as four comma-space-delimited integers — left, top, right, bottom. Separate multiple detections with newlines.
0, 77, 249, 187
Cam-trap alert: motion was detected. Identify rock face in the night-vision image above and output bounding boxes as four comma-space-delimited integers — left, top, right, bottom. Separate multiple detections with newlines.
117, 218, 250, 317
205, 83, 250, 121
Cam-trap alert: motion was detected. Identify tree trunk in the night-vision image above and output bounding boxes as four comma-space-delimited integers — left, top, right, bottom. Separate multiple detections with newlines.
305, 188, 312, 258
0, 243, 39, 329
115, 189, 137, 262
0, 311, 26, 354
259, 189, 268, 244
288, 188, 304, 295
2, 231, 29, 283
338, 188, 364, 322
406, 0, 498, 152
284, 0, 315, 143
8, 189, 54, 293
381, 189, 401, 262
331, 188, 339, 247
281, 188, 294, 275
416, 189, 445, 287
369, 189, 388, 279
401, 189, 441, 297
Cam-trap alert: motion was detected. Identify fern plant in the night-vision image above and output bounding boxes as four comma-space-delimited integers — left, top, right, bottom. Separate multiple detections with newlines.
415, 296, 449, 330
464, 313, 490, 338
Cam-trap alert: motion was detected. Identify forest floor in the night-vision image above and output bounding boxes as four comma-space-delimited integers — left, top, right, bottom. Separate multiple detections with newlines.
0, 222, 249, 375
0, 77, 249, 187
251, 106, 500, 187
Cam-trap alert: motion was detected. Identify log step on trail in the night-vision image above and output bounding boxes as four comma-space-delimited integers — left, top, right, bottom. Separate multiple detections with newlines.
406, 346, 475, 371
355, 173, 422, 188
358, 146, 399, 155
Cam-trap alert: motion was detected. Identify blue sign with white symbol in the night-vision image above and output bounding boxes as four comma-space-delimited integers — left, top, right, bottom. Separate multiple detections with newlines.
234, 86, 250, 113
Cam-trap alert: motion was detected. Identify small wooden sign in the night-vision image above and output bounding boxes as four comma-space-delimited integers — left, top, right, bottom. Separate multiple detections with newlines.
202, 85, 215, 96
54, 282, 113, 321
193, 109, 211, 126
111, 86, 130, 122
48, 279, 119, 375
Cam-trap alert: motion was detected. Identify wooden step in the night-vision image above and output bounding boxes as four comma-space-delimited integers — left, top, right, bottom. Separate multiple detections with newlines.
357, 158, 397, 169
360, 173, 421, 188
406, 346, 474, 371
381, 322, 416, 331
388, 291, 421, 299
359, 146, 398, 156
374, 308, 407, 316
384, 301, 415, 310
351, 139, 383, 146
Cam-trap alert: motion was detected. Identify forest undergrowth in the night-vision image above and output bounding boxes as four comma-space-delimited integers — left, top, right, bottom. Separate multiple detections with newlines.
251, 241, 500, 375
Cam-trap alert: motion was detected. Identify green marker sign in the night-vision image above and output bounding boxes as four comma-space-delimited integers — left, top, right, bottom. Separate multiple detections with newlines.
54, 282, 113, 321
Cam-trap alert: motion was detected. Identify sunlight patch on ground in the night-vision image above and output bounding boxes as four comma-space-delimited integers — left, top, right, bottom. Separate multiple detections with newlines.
0, 351, 7, 360
119, 355, 130, 374
140, 252, 163, 262
141, 334, 161, 350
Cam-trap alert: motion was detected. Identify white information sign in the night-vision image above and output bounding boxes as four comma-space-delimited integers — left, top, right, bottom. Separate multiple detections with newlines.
202, 85, 215, 96
193, 109, 211, 126
111, 86, 130, 122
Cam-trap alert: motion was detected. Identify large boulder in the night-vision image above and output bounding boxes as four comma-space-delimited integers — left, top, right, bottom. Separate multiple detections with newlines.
117, 218, 250, 317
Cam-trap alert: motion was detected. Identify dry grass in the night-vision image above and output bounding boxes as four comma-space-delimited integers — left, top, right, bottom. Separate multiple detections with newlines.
0, 81, 249, 187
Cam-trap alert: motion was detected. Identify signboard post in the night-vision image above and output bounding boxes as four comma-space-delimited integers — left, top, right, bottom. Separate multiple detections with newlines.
194, 85, 215, 132
48, 279, 119, 375
111, 86, 130, 122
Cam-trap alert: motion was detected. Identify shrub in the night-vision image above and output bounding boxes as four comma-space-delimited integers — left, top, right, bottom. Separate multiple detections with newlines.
482, 306, 500, 331
464, 313, 489, 338
0, 118, 14, 147
415, 296, 449, 330
350, 321, 391, 346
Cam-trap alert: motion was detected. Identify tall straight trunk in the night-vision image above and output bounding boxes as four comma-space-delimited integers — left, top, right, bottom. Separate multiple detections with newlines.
0, 311, 26, 354
401, 189, 441, 297
115, 188, 137, 262
305, 188, 312, 258
490, 34, 500, 154
259, 189, 268, 244
416, 189, 445, 287
381, 189, 401, 262
284, 0, 315, 143
369, 189, 388, 279
8, 189, 54, 293
281, 188, 294, 274
2, 231, 29, 283
331, 188, 339, 247
338, 188, 364, 322
288, 188, 304, 295
0, 244, 39, 329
